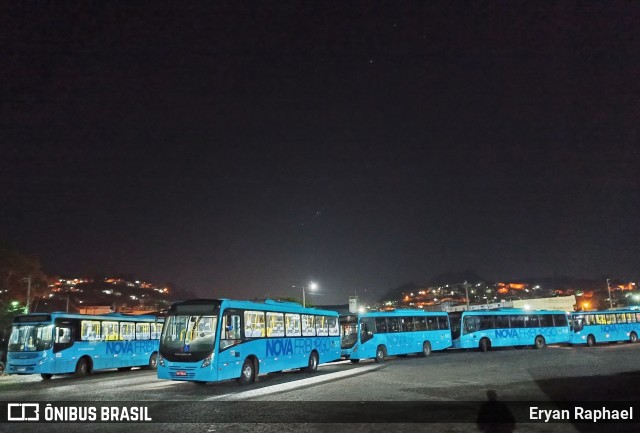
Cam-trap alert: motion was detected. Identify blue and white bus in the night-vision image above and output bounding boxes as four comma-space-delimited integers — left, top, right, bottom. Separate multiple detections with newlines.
340, 310, 452, 363
157, 299, 341, 385
570, 310, 640, 346
6, 312, 163, 380
450, 309, 570, 351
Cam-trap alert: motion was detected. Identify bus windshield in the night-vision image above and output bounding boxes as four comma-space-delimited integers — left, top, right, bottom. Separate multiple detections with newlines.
341, 322, 358, 349
9, 324, 54, 352
161, 315, 217, 352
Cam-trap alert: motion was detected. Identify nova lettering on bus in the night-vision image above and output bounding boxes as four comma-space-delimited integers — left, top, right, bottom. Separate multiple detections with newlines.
600, 324, 631, 334
106, 341, 155, 355
495, 329, 519, 339
266, 337, 331, 357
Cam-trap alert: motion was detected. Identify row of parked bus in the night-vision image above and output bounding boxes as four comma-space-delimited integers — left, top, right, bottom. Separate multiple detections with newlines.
4, 298, 640, 385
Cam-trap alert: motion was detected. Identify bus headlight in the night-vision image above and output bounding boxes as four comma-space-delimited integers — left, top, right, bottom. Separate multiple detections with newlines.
158, 354, 165, 367
201, 353, 214, 368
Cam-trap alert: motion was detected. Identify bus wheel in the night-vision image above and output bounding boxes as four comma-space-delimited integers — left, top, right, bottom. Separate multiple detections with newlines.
375, 345, 386, 363
587, 335, 596, 347
350, 359, 360, 364
41, 374, 53, 380
238, 358, 255, 386
630, 332, 638, 343
117, 367, 132, 371
305, 351, 319, 372
0, 362, 4, 375
535, 336, 546, 349
146, 352, 158, 370
420, 341, 432, 357
74, 358, 90, 377
479, 338, 490, 353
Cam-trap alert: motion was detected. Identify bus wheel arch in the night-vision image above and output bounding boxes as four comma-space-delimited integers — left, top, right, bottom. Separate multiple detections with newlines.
375, 345, 387, 363
534, 335, 546, 349
420, 341, 432, 357
305, 350, 319, 372
479, 338, 491, 353
238, 356, 257, 386
145, 352, 158, 370
630, 332, 638, 344
74, 356, 92, 377
587, 334, 596, 347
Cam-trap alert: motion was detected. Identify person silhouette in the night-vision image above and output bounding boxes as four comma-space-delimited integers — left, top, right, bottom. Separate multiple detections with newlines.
476, 390, 516, 433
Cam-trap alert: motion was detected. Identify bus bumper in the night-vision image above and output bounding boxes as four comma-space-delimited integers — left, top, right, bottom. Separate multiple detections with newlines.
6, 352, 53, 375
157, 359, 218, 382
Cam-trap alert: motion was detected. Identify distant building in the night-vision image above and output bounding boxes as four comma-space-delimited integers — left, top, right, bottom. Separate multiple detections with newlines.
445, 295, 577, 312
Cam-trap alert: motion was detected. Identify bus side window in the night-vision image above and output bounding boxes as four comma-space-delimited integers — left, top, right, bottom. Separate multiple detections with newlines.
463, 317, 478, 334
360, 318, 374, 343
56, 327, 71, 344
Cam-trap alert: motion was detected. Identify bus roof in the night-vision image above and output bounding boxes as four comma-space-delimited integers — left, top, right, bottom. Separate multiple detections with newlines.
168, 298, 340, 316
571, 309, 640, 315
357, 309, 448, 318
13, 312, 163, 323
460, 308, 567, 316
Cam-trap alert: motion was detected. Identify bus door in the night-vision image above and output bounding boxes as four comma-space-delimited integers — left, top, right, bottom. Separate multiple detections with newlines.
53, 319, 74, 372
217, 311, 242, 381
359, 317, 376, 358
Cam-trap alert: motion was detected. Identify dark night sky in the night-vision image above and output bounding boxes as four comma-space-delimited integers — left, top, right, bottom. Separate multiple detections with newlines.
1, 2, 639, 304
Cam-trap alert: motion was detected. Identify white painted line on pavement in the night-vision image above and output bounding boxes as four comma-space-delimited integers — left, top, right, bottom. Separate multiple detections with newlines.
204, 363, 382, 401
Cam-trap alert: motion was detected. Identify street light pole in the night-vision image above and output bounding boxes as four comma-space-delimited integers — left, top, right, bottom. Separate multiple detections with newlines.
606, 278, 612, 309
21, 275, 32, 314
464, 280, 470, 309
303, 282, 318, 308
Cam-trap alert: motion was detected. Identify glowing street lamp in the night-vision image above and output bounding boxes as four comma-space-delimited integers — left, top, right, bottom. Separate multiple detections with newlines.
303, 282, 318, 308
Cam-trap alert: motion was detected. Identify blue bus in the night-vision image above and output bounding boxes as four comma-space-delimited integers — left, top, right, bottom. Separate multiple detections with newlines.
570, 310, 640, 346
340, 310, 452, 363
6, 312, 163, 380
157, 299, 341, 385
450, 309, 570, 351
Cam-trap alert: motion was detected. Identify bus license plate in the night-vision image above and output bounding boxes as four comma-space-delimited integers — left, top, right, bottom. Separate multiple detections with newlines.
176, 371, 187, 376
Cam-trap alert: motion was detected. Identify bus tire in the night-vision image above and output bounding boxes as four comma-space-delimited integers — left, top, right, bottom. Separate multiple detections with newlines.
350, 359, 360, 364
630, 332, 638, 344
535, 336, 546, 349
238, 358, 255, 386
420, 341, 432, 357
479, 338, 491, 353
41, 374, 53, 380
305, 351, 319, 372
375, 345, 386, 363
117, 367, 132, 371
192, 381, 207, 385
74, 358, 90, 377
0, 361, 4, 375
587, 335, 596, 347
145, 352, 158, 370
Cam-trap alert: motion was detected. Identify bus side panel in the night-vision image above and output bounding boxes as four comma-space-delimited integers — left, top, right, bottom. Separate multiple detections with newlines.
319, 336, 341, 363
433, 329, 453, 350
356, 334, 386, 360
216, 344, 245, 381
